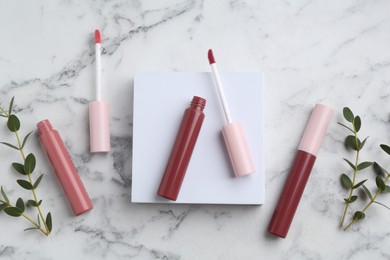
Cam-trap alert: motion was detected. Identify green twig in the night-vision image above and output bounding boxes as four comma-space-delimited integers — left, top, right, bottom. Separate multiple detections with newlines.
343, 174, 390, 231
14, 130, 49, 234
340, 118, 360, 227
0, 198, 48, 236
0, 98, 51, 236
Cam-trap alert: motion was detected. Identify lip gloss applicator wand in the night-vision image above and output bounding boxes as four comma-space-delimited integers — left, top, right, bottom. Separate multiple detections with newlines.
208, 49, 255, 177
89, 29, 110, 153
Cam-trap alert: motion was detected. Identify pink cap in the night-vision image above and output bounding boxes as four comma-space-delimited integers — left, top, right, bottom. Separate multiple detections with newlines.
221, 122, 255, 177
89, 101, 110, 153
298, 104, 333, 156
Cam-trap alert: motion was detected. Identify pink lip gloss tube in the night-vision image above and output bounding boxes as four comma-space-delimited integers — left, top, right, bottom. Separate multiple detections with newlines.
268, 104, 333, 238
37, 119, 93, 216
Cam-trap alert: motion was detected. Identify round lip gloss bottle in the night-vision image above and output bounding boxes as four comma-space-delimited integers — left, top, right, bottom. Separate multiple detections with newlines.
37, 119, 93, 216
157, 96, 206, 201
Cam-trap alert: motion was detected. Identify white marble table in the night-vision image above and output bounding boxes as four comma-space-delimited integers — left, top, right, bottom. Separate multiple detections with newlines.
1, 0, 390, 259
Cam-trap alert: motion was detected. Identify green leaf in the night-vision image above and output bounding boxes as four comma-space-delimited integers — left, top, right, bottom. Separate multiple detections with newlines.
354, 116, 361, 132
24, 227, 38, 232
46, 212, 52, 232
373, 162, 387, 177
340, 174, 353, 189
27, 200, 42, 207
357, 161, 373, 171
376, 176, 386, 191
384, 186, 390, 193
344, 196, 358, 203
0, 204, 7, 211
345, 135, 358, 151
373, 201, 390, 210
359, 137, 368, 150
4, 207, 22, 217
380, 144, 390, 156
343, 107, 354, 122
16, 179, 34, 190
33, 174, 43, 189
7, 114, 20, 132
0, 142, 19, 150
362, 185, 373, 200
16, 198, 25, 212
353, 211, 365, 220
24, 153, 36, 174
1, 186, 9, 204
343, 158, 356, 170
353, 179, 367, 189
337, 122, 354, 133
349, 195, 358, 203
8, 97, 14, 116
12, 162, 27, 175
21, 132, 33, 149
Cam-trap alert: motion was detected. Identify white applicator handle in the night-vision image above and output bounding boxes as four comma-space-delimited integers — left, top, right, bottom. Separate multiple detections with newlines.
210, 63, 233, 124
95, 43, 102, 101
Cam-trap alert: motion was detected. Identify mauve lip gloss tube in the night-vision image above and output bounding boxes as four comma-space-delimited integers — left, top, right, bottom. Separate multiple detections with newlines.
158, 96, 206, 201
37, 119, 93, 216
268, 104, 333, 238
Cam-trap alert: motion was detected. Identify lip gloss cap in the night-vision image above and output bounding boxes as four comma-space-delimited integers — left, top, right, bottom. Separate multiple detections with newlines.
89, 101, 110, 153
221, 122, 255, 177
298, 104, 333, 156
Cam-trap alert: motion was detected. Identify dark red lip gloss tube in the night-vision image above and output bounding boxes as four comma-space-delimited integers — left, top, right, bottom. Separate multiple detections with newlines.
37, 119, 94, 216
158, 96, 206, 201
268, 104, 333, 238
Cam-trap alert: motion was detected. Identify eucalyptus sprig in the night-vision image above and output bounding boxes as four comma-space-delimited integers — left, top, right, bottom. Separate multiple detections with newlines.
343, 146, 390, 231
338, 107, 373, 228
338, 107, 390, 231
0, 97, 52, 236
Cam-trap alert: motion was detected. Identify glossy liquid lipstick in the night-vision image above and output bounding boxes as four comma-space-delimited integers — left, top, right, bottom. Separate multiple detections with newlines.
158, 96, 206, 201
38, 119, 93, 215
268, 104, 333, 238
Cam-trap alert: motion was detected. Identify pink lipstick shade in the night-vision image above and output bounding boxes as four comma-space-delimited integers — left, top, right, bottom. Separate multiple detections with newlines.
38, 119, 93, 216
268, 104, 333, 238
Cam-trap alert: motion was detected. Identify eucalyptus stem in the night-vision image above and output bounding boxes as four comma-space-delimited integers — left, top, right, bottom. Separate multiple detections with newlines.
344, 174, 390, 231
0, 198, 48, 236
14, 129, 49, 234
0, 97, 52, 236
340, 128, 360, 227
338, 107, 374, 231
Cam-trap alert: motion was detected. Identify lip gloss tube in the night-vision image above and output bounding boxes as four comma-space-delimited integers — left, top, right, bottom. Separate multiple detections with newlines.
268, 104, 333, 238
158, 96, 206, 201
37, 119, 93, 216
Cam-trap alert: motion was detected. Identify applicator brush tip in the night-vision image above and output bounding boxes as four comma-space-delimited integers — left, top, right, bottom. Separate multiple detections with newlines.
208, 49, 216, 64
94, 29, 101, 44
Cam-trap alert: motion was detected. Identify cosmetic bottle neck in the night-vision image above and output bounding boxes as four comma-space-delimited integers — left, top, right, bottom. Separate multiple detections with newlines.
37, 119, 54, 135
190, 96, 206, 111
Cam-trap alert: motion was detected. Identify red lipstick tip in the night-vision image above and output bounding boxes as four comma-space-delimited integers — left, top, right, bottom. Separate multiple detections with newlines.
208, 49, 216, 64
94, 29, 101, 44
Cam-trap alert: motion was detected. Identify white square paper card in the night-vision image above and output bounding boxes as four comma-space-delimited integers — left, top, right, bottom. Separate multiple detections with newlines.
132, 72, 264, 204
